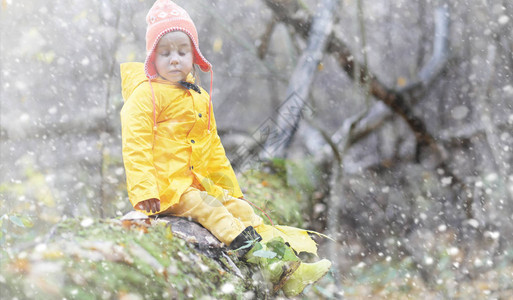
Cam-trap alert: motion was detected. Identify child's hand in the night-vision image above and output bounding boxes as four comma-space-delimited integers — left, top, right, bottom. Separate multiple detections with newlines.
136, 198, 161, 213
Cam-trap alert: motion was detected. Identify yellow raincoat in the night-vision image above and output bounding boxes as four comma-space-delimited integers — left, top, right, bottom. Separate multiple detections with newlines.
120, 62, 243, 213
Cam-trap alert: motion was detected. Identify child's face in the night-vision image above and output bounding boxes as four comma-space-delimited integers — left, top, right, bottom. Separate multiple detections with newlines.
154, 31, 193, 83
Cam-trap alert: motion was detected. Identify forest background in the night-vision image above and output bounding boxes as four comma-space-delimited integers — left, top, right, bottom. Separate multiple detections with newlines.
1, 0, 513, 298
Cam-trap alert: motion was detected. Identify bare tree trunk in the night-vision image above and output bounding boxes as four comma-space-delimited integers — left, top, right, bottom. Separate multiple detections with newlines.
414, 4, 450, 88
325, 2, 372, 292
97, 0, 121, 218
259, 0, 339, 160
476, 39, 513, 204
415, 0, 428, 71
257, 18, 277, 60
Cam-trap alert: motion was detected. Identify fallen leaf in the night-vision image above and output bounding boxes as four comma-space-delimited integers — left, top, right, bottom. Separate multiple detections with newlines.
397, 76, 407, 87
11, 258, 30, 274
213, 38, 223, 53
256, 224, 318, 255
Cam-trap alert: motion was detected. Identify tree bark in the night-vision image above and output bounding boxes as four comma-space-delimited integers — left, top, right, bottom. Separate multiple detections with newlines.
259, 0, 339, 160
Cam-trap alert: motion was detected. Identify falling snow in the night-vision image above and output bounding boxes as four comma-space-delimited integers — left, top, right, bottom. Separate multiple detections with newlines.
2, 0, 513, 298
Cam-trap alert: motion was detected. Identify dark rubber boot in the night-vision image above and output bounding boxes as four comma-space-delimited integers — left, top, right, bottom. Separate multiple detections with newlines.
229, 226, 262, 258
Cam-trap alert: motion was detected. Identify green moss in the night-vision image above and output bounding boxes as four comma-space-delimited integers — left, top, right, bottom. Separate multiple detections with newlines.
0, 218, 262, 299
239, 168, 305, 228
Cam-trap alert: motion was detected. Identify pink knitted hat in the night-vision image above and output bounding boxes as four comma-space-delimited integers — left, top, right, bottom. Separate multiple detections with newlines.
144, 0, 212, 79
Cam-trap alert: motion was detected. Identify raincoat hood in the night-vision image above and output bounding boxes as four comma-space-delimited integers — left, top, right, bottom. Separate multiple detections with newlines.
121, 63, 148, 102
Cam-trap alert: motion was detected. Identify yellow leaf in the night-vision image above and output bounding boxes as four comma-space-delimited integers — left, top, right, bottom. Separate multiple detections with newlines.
213, 38, 223, 53
397, 76, 407, 87
165, 226, 173, 241
256, 224, 318, 256
43, 250, 64, 260
127, 51, 136, 62
306, 229, 335, 242
36, 51, 55, 64
73, 10, 88, 22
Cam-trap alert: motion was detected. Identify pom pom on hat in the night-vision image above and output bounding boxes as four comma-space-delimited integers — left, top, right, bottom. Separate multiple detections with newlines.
144, 0, 212, 79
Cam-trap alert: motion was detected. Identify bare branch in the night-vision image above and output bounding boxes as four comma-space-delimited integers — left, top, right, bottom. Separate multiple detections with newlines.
257, 18, 277, 60
259, 0, 339, 159
402, 3, 451, 93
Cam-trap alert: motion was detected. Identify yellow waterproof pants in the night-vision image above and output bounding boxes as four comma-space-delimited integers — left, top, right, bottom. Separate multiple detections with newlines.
161, 186, 263, 246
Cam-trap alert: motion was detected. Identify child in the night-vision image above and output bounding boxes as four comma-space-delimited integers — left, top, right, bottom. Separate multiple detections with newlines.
120, 0, 331, 296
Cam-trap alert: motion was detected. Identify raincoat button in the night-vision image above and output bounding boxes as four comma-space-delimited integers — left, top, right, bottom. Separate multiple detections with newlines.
198, 113, 202, 118
191, 139, 195, 144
